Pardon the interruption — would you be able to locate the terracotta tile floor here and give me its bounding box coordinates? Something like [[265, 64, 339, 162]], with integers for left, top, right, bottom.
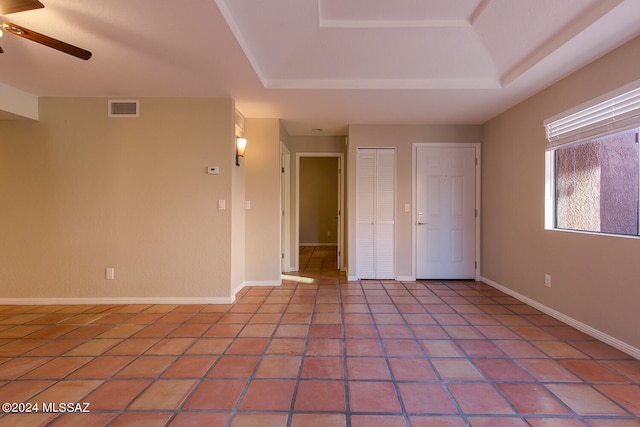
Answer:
[[0, 246, 639, 426]]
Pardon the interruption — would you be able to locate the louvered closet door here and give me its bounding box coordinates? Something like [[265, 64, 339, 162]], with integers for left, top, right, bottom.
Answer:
[[356, 150, 376, 278], [356, 148, 395, 279]]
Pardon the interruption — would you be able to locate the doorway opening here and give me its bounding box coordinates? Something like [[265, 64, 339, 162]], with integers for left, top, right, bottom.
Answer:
[[295, 153, 344, 271]]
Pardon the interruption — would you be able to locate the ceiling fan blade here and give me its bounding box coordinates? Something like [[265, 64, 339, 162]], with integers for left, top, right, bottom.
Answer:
[[1, 22, 91, 60], [0, 0, 44, 15]]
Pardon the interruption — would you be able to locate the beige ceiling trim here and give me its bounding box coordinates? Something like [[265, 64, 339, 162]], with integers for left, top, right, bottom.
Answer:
[[319, 19, 469, 29], [265, 78, 502, 90], [469, 0, 491, 25], [318, 0, 476, 28], [213, 0, 268, 87]]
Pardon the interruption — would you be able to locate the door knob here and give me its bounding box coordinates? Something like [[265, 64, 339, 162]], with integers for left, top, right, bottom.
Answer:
[[417, 222, 428, 225]]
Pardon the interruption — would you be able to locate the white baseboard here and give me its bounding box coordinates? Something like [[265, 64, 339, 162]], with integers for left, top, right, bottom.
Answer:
[[345, 275, 415, 282], [233, 280, 281, 299], [480, 276, 640, 360], [232, 282, 246, 298], [244, 281, 281, 287], [0, 296, 235, 305]]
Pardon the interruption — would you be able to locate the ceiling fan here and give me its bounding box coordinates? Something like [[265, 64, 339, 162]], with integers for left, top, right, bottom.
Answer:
[[0, 0, 91, 60]]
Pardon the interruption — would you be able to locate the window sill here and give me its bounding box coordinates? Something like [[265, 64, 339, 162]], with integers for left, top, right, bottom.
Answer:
[[545, 227, 640, 240]]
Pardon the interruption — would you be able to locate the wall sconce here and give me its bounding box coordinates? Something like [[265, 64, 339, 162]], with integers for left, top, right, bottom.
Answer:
[[236, 137, 247, 166]]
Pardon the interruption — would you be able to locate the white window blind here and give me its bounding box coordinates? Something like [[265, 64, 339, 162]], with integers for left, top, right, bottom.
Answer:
[[544, 85, 640, 150]]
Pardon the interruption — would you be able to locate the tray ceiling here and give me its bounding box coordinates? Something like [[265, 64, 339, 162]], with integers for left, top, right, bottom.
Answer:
[[1, 0, 639, 134]]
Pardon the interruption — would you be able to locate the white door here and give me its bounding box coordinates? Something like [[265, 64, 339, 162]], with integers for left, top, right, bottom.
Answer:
[[356, 148, 395, 279], [416, 145, 476, 279], [336, 158, 342, 270], [356, 150, 376, 278], [280, 147, 290, 272], [374, 149, 396, 278]]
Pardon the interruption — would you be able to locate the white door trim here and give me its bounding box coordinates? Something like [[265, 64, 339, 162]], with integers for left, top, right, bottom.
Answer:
[[280, 142, 292, 272], [295, 152, 345, 271], [411, 143, 481, 281]]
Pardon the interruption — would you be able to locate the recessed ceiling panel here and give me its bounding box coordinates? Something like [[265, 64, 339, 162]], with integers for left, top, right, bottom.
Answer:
[[216, 0, 498, 89], [216, 0, 632, 92]]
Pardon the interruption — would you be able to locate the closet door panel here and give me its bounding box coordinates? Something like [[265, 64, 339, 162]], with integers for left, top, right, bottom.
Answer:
[[356, 148, 395, 280], [375, 149, 395, 279], [356, 149, 376, 279]]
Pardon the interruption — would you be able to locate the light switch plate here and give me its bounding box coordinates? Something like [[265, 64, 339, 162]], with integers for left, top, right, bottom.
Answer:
[[207, 166, 219, 175]]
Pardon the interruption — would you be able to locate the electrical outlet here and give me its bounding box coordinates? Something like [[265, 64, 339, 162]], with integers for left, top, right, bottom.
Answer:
[[544, 274, 552, 288], [106, 268, 115, 280]]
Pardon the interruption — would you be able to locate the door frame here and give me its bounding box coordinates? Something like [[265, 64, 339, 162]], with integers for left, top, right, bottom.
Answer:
[[280, 142, 291, 272], [295, 152, 345, 271], [411, 143, 481, 281]]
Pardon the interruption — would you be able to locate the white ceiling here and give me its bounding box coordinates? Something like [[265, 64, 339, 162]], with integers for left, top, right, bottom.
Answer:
[[0, 0, 639, 135]]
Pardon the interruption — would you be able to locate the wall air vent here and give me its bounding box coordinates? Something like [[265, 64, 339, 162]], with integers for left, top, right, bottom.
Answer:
[[108, 100, 139, 117]]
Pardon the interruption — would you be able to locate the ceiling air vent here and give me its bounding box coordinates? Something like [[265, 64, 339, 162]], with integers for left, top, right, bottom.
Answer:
[[108, 100, 139, 117]]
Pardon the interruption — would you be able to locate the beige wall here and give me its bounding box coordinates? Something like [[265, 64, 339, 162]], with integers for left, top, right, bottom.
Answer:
[[289, 136, 347, 154], [300, 157, 339, 245], [231, 110, 247, 295], [482, 36, 640, 349], [244, 118, 282, 283], [0, 97, 236, 299], [347, 125, 482, 279]]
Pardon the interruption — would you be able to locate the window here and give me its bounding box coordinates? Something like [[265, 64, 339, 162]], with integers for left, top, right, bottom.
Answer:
[[544, 83, 640, 237]]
